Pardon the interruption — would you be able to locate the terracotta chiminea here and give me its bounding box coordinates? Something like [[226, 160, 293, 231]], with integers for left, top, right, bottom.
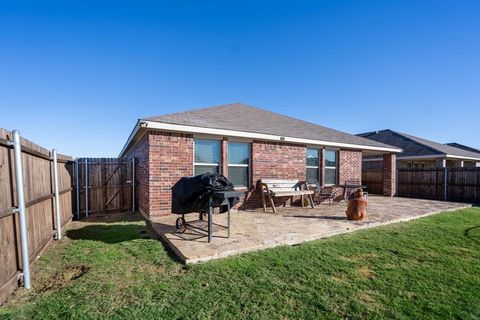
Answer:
[[346, 188, 367, 220]]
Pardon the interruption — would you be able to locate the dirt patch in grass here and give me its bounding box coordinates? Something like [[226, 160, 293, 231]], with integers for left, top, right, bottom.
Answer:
[[340, 253, 379, 262], [331, 273, 347, 283], [357, 291, 381, 310], [37, 265, 90, 293], [357, 266, 375, 279]]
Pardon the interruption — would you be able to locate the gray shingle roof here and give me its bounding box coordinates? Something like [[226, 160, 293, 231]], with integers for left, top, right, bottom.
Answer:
[[142, 103, 397, 150], [358, 129, 480, 160], [445, 143, 480, 155]]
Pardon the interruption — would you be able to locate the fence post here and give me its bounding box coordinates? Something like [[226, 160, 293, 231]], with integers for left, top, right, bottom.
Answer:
[[396, 168, 399, 197], [11, 130, 31, 289], [132, 157, 135, 213], [75, 159, 80, 219], [444, 167, 448, 201], [85, 158, 89, 217], [52, 149, 62, 240]]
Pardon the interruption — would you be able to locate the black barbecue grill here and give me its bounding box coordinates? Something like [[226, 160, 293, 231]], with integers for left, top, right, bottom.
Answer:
[[171, 173, 243, 243]]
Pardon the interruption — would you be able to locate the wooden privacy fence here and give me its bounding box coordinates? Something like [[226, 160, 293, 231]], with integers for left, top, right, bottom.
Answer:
[[0, 128, 74, 304], [74, 158, 136, 219], [363, 167, 480, 203], [362, 168, 383, 195]]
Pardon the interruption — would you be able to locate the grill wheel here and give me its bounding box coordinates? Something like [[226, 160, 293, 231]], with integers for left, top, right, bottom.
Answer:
[[175, 217, 187, 233]]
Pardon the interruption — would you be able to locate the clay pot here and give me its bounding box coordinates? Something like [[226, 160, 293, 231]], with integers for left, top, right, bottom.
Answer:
[[346, 189, 367, 220]]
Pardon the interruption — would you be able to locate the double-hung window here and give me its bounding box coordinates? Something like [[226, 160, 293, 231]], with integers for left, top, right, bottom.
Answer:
[[194, 139, 220, 175], [324, 150, 338, 185], [306, 148, 320, 184], [228, 142, 250, 188]]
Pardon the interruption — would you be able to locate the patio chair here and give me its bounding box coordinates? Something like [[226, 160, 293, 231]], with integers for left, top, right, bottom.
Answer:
[[345, 179, 368, 199], [315, 183, 341, 206]]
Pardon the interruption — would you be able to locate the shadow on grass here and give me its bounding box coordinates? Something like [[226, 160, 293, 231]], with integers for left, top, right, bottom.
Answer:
[[464, 225, 480, 236], [285, 215, 347, 220], [66, 224, 148, 244], [66, 222, 184, 264], [81, 212, 143, 224]]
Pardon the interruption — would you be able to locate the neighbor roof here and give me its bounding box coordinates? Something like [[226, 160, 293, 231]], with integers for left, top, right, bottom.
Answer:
[[445, 143, 480, 155], [357, 129, 480, 160]]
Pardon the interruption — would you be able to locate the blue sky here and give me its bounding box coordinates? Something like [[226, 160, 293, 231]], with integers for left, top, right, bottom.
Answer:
[[1, 0, 479, 157]]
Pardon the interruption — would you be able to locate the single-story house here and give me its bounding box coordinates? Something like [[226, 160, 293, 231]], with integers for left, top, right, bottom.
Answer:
[[119, 104, 401, 217], [357, 129, 480, 169]]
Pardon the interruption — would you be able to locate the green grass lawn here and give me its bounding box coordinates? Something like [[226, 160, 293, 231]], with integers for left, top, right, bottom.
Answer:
[[1, 207, 480, 320]]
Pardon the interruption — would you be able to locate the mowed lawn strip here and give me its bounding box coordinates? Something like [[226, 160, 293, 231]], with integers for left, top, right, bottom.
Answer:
[[1, 208, 479, 320]]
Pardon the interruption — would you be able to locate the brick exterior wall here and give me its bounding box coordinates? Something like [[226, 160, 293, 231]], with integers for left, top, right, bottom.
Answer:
[[241, 140, 307, 208], [125, 134, 150, 215], [126, 131, 194, 217], [383, 153, 396, 196], [338, 150, 362, 184], [127, 130, 365, 217], [221, 138, 228, 176], [149, 131, 194, 216]]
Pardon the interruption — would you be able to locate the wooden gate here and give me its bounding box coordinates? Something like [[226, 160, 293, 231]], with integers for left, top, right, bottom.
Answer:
[[74, 158, 136, 217]]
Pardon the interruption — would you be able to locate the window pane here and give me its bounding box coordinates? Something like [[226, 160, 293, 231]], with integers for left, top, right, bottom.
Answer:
[[228, 167, 248, 187], [195, 140, 220, 163], [306, 148, 319, 167], [325, 150, 337, 167], [228, 142, 250, 165], [325, 168, 337, 185], [194, 165, 218, 176], [307, 168, 319, 184]]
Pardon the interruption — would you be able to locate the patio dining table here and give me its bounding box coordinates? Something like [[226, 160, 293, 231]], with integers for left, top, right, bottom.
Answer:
[[335, 184, 367, 201]]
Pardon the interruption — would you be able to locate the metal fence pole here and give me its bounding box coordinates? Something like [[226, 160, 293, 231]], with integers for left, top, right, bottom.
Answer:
[[85, 158, 89, 217], [75, 159, 80, 219], [444, 167, 448, 201], [52, 149, 62, 240], [396, 168, 399, 197], [132, 157, 135, 213], [12, 130, 31, 289]]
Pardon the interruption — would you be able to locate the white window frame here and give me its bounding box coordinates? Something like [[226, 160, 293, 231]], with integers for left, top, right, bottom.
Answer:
[[306, 148, 320, 186], [193, 139, 221, 175], [227, 142, 251, 188], [324, 149, 338, 186]]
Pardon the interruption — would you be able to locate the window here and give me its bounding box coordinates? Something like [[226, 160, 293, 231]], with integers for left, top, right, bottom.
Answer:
[[324, 150, 338, 185], [228, 142, 250, 187], [306, 148, 320, 184], [194, 139, 220, 175]]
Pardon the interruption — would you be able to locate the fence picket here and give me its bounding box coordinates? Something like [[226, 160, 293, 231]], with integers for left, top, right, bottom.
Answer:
[[363, 167, 480, 203]]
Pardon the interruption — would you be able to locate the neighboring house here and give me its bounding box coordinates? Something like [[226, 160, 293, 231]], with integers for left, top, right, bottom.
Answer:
[[445, 142, 480, 155], [119, 104, 401, 217], [357, 129, 480, 169]]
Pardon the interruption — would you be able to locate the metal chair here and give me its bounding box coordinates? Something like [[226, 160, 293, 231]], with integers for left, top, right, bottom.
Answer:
[[315, 183, 341, 206]]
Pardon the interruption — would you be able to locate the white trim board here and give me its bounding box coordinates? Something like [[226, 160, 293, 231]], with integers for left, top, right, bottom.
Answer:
[[119, 120, 402, 156], [363, 154, 480, 162]]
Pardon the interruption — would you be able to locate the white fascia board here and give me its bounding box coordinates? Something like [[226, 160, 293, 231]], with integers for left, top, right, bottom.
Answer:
[[141, 121, 402, 153], [446, 154, 480, 161], [363, 153, 480, 162], [118, 120, 143, 157], [363, 154, 445, 161]]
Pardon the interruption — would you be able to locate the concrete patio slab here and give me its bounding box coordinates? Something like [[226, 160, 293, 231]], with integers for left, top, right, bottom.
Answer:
[[150, 196, 472, 264]]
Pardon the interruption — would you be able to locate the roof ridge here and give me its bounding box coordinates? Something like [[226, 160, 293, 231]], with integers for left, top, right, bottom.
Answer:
[[142, 102, 247, 120], [387, 130, 445, 155]]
